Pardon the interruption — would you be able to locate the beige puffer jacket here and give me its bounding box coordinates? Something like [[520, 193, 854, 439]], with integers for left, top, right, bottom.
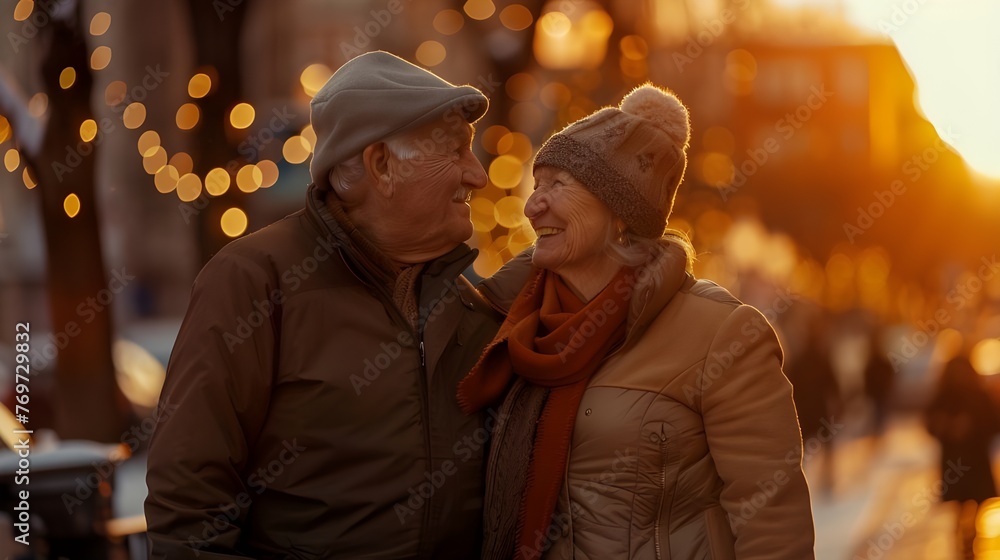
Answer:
[[479, 243, 815, 560]]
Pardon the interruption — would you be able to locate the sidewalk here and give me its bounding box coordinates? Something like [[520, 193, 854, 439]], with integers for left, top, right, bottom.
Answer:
[[813, 415, 961, 560]]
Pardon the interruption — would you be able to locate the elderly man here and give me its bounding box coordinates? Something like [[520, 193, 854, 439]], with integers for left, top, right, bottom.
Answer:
[[145, 51, 501, 559]]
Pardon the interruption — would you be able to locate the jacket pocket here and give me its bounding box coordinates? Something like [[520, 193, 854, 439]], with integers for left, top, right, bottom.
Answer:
[[703, 506, 736, 560]]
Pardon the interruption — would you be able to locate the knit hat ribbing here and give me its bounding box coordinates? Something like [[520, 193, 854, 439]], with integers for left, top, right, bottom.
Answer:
[[532, 84, 691, 238]]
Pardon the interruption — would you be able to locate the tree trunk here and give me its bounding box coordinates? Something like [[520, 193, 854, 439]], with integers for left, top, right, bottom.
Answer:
[[187, 0, 252, 265], [15, 2, 128, 441]]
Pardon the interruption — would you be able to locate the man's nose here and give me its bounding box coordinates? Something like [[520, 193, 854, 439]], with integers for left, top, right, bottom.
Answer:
[[462, 152, 488, 190]]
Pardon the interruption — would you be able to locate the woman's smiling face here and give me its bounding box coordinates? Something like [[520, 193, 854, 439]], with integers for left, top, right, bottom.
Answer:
[[525, 166, 620, 276]]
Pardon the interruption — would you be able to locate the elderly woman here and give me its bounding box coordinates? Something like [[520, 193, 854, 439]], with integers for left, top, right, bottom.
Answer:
[[458, 84, 815, 560]]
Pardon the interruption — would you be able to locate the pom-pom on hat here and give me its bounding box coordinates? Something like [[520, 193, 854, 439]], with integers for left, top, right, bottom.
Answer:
[[532, 83, 691, 238], [309, 51, 489, 189]]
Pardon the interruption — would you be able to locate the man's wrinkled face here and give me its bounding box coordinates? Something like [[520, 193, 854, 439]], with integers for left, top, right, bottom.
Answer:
[[384, 119, 487, 258]]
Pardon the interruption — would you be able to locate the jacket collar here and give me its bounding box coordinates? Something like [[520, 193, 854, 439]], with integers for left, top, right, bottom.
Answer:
[[304, 182, 477, 286], [619, 241, 690, 348], [478, 241, 689, 346]]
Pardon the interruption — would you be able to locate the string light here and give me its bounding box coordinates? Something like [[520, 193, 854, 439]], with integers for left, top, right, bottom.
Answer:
[[220, 208, 248, 237], [64, 194, 81, 218], [4, 149, 20, 172]]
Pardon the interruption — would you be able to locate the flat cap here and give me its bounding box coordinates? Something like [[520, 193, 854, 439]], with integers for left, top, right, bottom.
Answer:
[[309, 51, 489, 188]]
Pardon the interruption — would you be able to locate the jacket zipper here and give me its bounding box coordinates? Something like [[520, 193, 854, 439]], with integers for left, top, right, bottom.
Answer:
[[415, 328, 433, 558], [654, 434, 667, 560], [335, 246, 435, 557]]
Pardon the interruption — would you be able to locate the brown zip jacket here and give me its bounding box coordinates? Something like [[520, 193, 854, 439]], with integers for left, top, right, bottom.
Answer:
[[144, 183, 502, 559]]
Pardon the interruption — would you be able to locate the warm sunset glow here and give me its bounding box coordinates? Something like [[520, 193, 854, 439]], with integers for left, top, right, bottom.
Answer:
[[775, 0, 1000, 179]]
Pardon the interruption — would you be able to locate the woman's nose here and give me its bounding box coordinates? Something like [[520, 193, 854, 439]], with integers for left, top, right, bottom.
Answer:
[[524, 190, 546, 220]]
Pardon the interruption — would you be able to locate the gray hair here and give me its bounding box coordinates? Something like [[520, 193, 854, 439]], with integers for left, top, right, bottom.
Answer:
[[603, 227, 696, 320], [328, 131, 422, 199], [606, 226, 696, 273]]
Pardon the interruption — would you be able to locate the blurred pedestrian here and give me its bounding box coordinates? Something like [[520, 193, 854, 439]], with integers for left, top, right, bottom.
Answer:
[[863, 329, 895, 437], [145, 52, 501, 559], [784, 318, 841, 496], [925, 355, 1000, 560], [461, 84, 814, 560]]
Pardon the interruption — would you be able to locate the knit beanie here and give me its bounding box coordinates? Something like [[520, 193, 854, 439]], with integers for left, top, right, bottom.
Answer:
[[309, 51, 489, 189], [532, 84, 691, 238]]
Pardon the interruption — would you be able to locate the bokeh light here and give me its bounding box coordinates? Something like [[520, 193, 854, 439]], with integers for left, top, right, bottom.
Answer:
[[724, 49, 757, 96], [496, 132, 532, 160], [188, 73, 212, 98], [500, 4, 533, 31], [112, 339, 165, 410], [105, 81, 126, 106], [63, 194, 81, 218], [470, 198, 496, 232], [21, 166, 36, 189], [534, 9, 613, 70], [59, 67, 77, 89], [137, 131, 160, 157], [699, 152, 735, 188], [620, 35, 648, 60], [282, 136, 311, 164], [539, 82, 571, 110], [221, 208, 248, 237], [28, 93, 47, 118], [489, 155, 523, 190], [168, 152, 193, 176], [4, 149, 20, 172], [176, 173, 202, 202], [91, 46, 112, 70], [123, 103, 146, 129], [300, 64, 333, 97], [300, 125, 317, 149], [13, 0, 32, 22], [971, 339, 1000, 376], [205, 168, 231, 196], [229, 102, 255, 129], [538, 12, 571, 37], [257, 160, 279, 188], [480, 125, 509, 155], [176, 103, 200, 130], [142, 146, 167, 174], [236, 164, 263, 193], [493, 196, 525, 228], [463, 0, 495, 21], [90, 12, 111, 36], [505, 73, 538, 101], [433, 9, 464, 35], [416, 41, 447, 67], [80, 119, 98, 142], [154, 165, 180, 194]]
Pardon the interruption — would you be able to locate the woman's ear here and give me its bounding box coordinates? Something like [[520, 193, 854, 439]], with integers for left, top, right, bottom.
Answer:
[[363, 143, 393, 197], [615, 219, 628, 237]]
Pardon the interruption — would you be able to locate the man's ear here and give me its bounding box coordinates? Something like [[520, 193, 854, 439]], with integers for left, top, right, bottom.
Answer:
[[363, 143, 393, 197]]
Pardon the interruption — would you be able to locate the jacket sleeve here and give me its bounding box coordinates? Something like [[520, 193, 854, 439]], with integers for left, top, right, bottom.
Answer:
[[477, 247, 535, 313], [700, 305, 815, 559], [144, 250, 278, 559]]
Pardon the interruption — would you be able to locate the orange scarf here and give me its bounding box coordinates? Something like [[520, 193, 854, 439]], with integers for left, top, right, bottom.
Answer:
[[458, 267, 633, 559]]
